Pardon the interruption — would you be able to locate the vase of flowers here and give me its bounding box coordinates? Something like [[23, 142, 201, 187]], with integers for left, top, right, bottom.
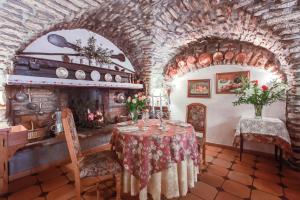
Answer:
[[233, 77, 287, 118], [254, 104, 263, 118], [126, 93, 148, 123], [130, 110, 138, 122]]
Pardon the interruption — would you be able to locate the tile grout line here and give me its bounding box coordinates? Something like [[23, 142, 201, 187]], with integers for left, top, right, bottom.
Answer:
[[212, 148, 228, 200], [212, 150, 220, 200], [249, 154, 259, 200], [6, 145, 299, 200], [279, 165, 286, 200]]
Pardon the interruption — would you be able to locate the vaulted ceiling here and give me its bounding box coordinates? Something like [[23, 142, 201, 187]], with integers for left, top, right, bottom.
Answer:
[[0, 0, 299, 85]]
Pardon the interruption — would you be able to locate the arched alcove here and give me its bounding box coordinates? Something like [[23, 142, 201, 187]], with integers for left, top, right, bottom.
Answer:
[[169, 64, 286, 154], [163, 39, 286, 82]]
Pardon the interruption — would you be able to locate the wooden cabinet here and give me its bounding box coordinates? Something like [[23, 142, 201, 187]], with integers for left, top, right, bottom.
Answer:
[[0, 126, 28, 194]]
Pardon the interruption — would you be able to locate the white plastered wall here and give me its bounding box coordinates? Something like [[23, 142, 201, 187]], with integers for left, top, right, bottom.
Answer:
[[169, 65, 286, 154]]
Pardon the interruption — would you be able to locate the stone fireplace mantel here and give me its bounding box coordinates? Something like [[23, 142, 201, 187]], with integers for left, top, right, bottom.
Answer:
[[6, 75, 143, 89]]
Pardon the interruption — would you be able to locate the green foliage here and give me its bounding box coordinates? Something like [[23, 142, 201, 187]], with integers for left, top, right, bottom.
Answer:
[[233, 77, 287, 106], [126, 93, 148, 113], [76, 36, 112, 64]]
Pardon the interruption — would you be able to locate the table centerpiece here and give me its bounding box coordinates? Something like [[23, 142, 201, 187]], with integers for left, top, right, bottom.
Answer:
[[126, 93, 148, 123]]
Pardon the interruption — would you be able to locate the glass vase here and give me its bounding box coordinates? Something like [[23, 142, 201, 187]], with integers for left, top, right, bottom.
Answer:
[[254, 104, 263, 118], [130, 110, 138, 123]]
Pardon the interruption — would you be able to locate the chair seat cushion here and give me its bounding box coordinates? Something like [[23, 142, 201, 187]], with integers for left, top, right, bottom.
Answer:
[[79, 150, 122, 178]]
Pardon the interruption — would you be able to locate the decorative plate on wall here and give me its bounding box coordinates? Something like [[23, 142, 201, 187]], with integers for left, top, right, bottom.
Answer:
[[104, 73, 112, 82], [75, 70, 86, 80], [56, 67, 69, 79], [91, 70, 101, 81], [114, 92, 126, 103], [115, 75, 122, 83]]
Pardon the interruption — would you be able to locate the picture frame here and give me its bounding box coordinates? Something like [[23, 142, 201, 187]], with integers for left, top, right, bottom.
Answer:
[[216, 71, 250, 94], [187, 79, 211, 98]]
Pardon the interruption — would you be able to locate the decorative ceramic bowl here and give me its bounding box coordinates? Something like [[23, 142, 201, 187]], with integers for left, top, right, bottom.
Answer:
[[104, 73, 112, 82], [56, 67, 69, 79], [75, 70, 86, 80], [115, 75, 122, 83], [91, 70, 100, 81]]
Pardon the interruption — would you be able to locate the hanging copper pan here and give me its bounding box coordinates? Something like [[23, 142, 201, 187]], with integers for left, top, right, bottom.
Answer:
[[174, 62, 184, 75], [256, 55, 269, 68], [177, 60, 186, 68], [224, 44, 234, 63], [198, 45, 212, 67], [165, 66, 171, 76], [244, 51, 253, 65], [186, 55, 196, 65], [235, 44, 246, 65], [198, 53, 212, 66], [213, 43, 223, 64], [249, 51, 262, 66], [175, 57, 181, 63], [168, 65, 177, 77], [186, 55, 197, 71], [177, 57, 189, 73]]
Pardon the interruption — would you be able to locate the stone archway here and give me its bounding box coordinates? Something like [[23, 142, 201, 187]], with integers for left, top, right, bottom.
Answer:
[[0, 0, 299, 167], [163, 39, 285, 82]]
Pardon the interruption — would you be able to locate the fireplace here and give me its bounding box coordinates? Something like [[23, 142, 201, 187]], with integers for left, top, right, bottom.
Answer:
[[65, 87, 129, 129], [5, 55, 143, 140], [7, 85, 132, 140]]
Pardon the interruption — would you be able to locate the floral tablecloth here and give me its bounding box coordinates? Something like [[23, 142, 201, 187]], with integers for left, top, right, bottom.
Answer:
[[234, 117, 292, 154], [110, 119, 199, 199]]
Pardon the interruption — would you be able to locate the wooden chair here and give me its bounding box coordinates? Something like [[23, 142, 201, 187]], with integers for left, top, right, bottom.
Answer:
[[186, 103, 207, 164], [61, 108, 122, 200]]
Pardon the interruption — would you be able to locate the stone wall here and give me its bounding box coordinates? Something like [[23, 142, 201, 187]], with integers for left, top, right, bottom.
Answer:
[[0, 0, 299, 167]]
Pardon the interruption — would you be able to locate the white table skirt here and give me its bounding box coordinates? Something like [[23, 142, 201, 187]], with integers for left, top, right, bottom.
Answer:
[[122, 158, 199, 200]]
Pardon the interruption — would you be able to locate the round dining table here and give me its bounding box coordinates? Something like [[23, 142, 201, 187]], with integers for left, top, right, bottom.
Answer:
[[110, 119, 200, 200]]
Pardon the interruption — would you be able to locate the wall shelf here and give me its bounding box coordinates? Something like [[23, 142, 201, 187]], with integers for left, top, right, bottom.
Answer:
[[6, 75, 143, 89]]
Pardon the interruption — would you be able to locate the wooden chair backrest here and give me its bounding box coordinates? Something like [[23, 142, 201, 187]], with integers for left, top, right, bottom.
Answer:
[[186, 103, 206, 134], [61, 108, 81, 174]]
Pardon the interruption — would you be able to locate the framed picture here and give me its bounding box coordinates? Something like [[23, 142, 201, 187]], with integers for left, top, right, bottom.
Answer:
[[216, 71, 250, 94], [187, 79, 211, 98]]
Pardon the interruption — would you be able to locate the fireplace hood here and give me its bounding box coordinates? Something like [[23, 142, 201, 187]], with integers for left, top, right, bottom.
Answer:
[[6, 75, 143, 89]]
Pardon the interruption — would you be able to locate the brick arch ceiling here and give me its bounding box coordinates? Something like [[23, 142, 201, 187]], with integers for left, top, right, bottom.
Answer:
[[0, 0, 151, 75], [149, 1, 299, 87], [0, 0, 299, 83]]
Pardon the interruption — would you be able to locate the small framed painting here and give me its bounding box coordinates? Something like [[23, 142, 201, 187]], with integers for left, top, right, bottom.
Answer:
[[216, 71, 250, 94], [187, 79, 211, 98]]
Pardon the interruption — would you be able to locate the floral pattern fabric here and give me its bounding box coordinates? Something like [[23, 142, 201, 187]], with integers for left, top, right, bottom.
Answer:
[[63, 109, 122, 179], [79, 150, 122, 178], [187, 104, 206, 132], [111, 119, 199, 189], [234, 117, 292, 154]]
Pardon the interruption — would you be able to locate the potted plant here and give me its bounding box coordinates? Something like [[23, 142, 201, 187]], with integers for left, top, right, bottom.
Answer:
[[126, 93, 148, 123], [233, 77, 287, 118]]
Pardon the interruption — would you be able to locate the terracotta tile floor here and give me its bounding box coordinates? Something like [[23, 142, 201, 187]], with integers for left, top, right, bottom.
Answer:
[[2, 144, 300, 200]]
